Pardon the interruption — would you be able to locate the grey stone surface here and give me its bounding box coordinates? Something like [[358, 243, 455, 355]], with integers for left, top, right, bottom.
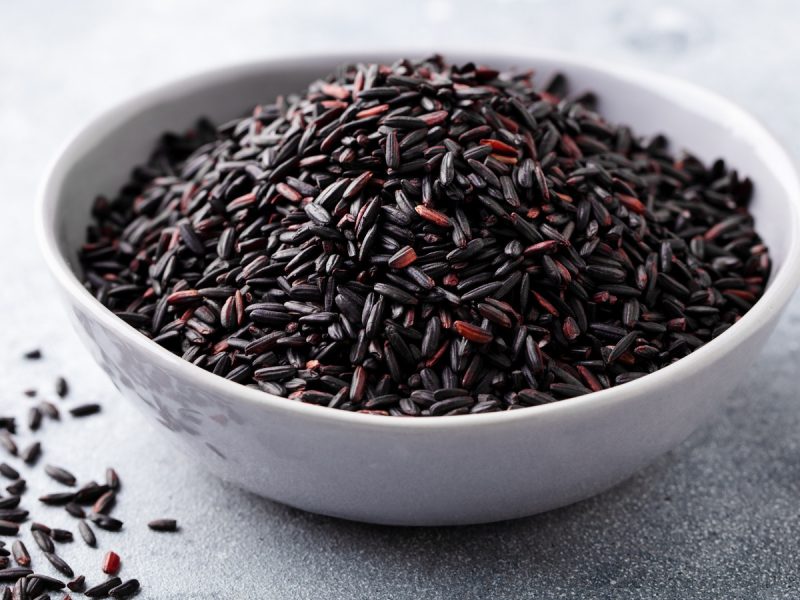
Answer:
[[1, 0, 800, 597]]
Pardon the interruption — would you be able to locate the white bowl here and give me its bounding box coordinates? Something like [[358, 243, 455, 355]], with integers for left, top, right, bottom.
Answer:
[[37, 52, 800, 525]]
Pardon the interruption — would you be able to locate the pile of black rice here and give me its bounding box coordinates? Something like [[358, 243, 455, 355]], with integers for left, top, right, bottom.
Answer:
[[80, 56, 770, 417], [0, 356, 177, 597]]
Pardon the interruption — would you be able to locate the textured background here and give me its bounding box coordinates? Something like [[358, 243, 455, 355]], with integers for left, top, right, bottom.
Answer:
[[2, 1, 800, 598]]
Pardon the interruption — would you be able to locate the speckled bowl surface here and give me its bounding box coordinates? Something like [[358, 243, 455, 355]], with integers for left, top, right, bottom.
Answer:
[[37, 52, 800, 525]]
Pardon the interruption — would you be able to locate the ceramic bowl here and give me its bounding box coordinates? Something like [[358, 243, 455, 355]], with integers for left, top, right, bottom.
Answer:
[[37, 52, 800, 525]]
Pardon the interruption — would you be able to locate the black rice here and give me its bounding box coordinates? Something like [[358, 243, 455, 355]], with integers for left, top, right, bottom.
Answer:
[[27, 574, 65, 591], [31, 531, 53, 554], [37, 493, 74, 506], [0, 464, 19, 480], [42, 552, 73, 578], [79, 56, 770, 416], [88, 514, 123, 532], [54, 377, 69, 398], [0, 434, 16, 457], [27, 408, 41, 432], [105, 468, 120, 490], [91, 490, 115, 514], [20, 443, 39, 465], [49, 529, 72, 543], [10, 542, 29, 567], [64, 503, 85, 519], [147, 519, 177, 532], [109, 578, 140, 598], [67, 575, 85, 592], [0, 567, 31, 581], [0, 521, 18, 536], [77, 520, 96, 548], [68, 404, 101, 418], [43, 466, 76, 487], [85, 577, 121, 598], [0, 510, 28, 523], [5, 481, 24, 496]]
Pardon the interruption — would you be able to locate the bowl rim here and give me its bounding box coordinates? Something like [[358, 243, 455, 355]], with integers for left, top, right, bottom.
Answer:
[[36, 49, 800, 430]]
